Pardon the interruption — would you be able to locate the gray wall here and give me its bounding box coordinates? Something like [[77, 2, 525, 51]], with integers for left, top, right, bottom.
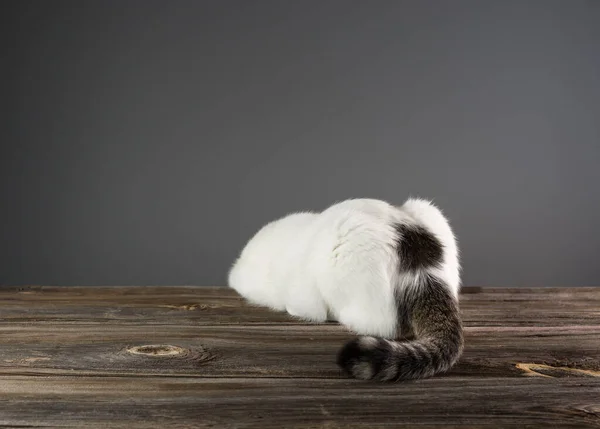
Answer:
[[2, 0, 599, 287]]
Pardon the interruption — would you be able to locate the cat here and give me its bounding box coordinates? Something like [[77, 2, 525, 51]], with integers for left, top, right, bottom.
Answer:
[[228, 197, 463, 381]]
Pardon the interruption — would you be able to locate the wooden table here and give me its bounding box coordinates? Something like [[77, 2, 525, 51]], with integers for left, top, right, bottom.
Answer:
[[0, 286, 599, 428]]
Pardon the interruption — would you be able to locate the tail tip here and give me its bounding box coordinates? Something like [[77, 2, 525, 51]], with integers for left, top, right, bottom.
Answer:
[[337, 336, 385, 381], [337, 335, 463, 382]]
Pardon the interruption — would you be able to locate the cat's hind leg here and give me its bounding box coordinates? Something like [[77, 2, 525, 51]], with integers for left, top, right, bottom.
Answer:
[[285, 285, 328, 323], [323, 247, 398, 339]]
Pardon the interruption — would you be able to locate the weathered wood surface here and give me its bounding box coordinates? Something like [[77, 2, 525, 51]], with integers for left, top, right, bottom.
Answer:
[[0, 286, 599, 428]]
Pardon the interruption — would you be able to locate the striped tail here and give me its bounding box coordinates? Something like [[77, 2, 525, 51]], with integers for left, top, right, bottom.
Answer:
[[336, 274, 464, 381]]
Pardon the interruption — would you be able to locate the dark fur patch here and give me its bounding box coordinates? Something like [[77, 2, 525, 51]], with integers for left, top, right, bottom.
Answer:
[[395, 223, 443, 271]]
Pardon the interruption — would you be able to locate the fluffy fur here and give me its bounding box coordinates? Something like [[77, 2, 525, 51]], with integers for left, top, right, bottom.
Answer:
[[228, 198, 463, 381]]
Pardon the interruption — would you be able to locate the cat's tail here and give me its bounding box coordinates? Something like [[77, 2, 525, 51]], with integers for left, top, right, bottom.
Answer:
[[336, 274, 464, 381]]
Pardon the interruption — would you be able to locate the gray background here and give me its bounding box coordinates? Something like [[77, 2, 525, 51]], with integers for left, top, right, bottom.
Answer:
[[2, 0, 599, 287]]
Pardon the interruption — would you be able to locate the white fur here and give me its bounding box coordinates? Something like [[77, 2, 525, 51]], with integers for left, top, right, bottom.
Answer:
[[228, 198, 460, 339]]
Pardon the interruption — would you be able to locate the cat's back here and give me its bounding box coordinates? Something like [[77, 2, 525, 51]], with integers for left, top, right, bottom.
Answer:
[[317, 198, 398, 232], [310, 198, 458, 286], [308, 199, 401, 272]]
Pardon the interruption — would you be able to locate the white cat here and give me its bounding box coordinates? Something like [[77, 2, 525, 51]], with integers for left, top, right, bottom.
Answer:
[[228, 198, 463, 381]]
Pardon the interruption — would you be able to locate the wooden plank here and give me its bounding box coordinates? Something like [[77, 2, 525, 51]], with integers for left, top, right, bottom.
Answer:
[[0, 376, 599, 428], [0, 286, 599, 428], [1, 286, 599, 326], [0, 323, 598, 379]]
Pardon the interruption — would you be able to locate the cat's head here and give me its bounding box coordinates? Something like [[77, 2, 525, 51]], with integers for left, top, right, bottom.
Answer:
[[227, 220, 279, 299]]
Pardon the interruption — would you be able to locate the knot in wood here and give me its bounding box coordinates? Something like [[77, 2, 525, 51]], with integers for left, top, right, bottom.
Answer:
[[121, 344, 216, 367], [126, 344, 186, 357]]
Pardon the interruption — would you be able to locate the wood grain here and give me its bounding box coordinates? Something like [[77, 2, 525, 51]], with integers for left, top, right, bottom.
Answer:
[[1, 376, 599, 428], [1, 324, 599, 378], [1, 286, 599, 326], [0, 286, 599, 428]]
